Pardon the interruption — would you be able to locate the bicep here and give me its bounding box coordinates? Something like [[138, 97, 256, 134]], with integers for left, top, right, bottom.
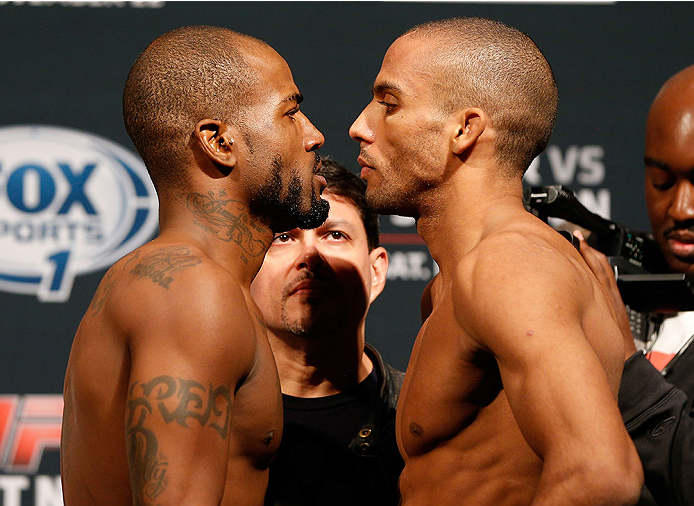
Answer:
[[458, 253, 626, 461], [125, 373, 232, 504], [124, 289, 253, 504]]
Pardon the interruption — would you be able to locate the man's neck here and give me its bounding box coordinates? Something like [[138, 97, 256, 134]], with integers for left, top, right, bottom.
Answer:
[[158, 191, 274, 285], [269, 332, 374, 398], [415, 167, 525, 272]]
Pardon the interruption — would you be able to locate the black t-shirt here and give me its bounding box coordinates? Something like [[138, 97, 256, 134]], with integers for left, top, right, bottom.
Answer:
[[265, 368, 381, 506]]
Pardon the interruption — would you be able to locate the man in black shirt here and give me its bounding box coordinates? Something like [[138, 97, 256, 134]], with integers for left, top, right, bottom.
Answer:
[[251, 157, 404, 506]]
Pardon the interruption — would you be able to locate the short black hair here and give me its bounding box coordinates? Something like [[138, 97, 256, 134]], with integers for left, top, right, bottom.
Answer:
[[405, 17, 558, 175], [319, 156, 380, 250], [123, 25, 261, 193]]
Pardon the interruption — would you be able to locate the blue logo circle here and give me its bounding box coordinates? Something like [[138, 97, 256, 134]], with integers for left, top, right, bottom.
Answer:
[[0, 125, 159, 302]]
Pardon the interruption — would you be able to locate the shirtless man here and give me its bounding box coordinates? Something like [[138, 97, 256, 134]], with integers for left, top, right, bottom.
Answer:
[[349, 17, 643, 505], [60, 25, 329, 506]]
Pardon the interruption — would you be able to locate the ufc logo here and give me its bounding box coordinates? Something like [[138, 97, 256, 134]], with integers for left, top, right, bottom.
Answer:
[[0, 395, 63, 473]]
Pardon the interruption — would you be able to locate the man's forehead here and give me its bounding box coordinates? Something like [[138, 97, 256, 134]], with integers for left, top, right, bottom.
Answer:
[[243, 52, 300, 106], [648, 102, 694, 144], [376, 37, 438, 95]]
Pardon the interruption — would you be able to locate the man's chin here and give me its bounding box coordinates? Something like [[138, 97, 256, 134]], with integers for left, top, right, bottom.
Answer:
[[297, 198, 330, 230], [665, 251, 694, 276], [281, 317, 335, 338]]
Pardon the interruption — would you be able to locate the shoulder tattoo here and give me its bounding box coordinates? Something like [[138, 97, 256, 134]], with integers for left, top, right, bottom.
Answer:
[[90, 269, 115, 316], [129, 246, 202, 289]]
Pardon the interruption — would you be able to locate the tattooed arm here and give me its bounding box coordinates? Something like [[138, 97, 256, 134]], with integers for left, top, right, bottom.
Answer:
[[123, 251, 258, 506]]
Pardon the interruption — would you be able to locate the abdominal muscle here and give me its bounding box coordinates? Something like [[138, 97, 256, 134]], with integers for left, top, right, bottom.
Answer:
[[397, 391, 541, 506]]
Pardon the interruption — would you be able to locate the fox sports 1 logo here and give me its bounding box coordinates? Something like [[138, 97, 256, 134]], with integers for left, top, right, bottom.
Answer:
[[0, 125, 158, 302]]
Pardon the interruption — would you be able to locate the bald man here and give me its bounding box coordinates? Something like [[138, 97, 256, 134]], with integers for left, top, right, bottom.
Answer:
[[60, 26, 328, 506], [578, 64, 694, 506], [350, 17, 642, 505]]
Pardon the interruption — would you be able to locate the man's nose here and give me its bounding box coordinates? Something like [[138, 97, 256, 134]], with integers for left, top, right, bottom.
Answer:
[[349, 104, 374, 144], [296, 237, 324, 270], [669, 180, 694, 223], [302, 114, 325, 152]]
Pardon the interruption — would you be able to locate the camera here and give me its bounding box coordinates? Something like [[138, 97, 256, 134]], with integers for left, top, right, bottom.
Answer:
[[523, 185, 694, 314]]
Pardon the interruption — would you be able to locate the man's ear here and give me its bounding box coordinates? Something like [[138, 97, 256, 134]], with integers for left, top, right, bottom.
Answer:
[[194, 119, 237, 171], [368, 246, 389, 304], [451, 107, 487, 155]]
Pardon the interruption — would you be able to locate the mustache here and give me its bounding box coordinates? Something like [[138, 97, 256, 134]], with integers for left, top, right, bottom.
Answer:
[[359, 149, 376, 166], [664, 221, 694, 237], [282, 271, 330, 298]]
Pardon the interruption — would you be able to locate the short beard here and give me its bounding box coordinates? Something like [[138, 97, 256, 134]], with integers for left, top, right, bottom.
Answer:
[[250, 154, 330, 233], [280, 311, 313, 338], [280, 302, 339, 339]]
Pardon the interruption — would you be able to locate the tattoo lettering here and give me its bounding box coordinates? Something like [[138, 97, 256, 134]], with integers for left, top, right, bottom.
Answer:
[[123, 250, 141, 271], [126, 376, 232, 504], [187, 192, 267, 256], [129, 246, 201, 289], [139, 376, 233, 439], [127, 390, 169, 504]]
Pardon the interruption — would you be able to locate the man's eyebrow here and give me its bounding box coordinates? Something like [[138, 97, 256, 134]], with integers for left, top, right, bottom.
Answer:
[[322, 218, 355, 229], [644, 156, 670, 171], [372, 81, 401, 97], [283, 93, 304, 105]]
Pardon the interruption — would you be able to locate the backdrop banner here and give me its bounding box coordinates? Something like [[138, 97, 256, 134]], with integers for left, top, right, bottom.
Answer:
[[0, 2, 691, 504]]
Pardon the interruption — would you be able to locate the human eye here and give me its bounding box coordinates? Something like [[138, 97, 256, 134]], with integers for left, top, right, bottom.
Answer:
[[286, 106, 300, 121], [324, 230, 348, 242], [377, 101, 396, 114], [376, 92, 399, 114], [647, 167, 675, 191], [653, 179, 675, 191], [272, 233, 293, 244]]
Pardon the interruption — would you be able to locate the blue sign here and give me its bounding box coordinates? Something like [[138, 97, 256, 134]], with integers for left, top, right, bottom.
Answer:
[[0, 125, 158, 302]]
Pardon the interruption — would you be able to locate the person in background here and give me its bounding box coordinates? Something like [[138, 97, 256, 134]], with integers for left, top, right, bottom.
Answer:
[[60, 25, 329, 506], [251, 157, 404, 506], [349, 16, 642, 505], [577, 63, 694, 506]]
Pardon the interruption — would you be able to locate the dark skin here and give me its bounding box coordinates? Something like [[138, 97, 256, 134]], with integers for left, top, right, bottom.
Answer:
[[60, 38, 325, 506], [644, 65, 694, 278], [576, 65, 694, 357]]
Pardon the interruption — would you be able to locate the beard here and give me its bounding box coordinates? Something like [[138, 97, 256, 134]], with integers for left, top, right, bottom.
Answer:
[[279, 291, 343, 338], [250, 154, 330, 233], [359, 150, 423, 218], [280, 307, 325, 338]]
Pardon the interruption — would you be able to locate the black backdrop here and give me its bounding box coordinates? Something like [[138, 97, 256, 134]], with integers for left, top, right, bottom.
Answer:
[[0, 2, 692, 503]]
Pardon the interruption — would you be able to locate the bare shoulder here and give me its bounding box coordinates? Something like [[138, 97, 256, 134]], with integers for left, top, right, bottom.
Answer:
[[453, 221, 594, 344], [94, 242, 257, 369]]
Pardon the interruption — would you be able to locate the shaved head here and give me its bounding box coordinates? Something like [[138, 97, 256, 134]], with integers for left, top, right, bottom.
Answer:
[[123, 25, 267, 192], [403, 17, 558, 174], [646, 64, 694, 144], [644, 64, 694, 275]]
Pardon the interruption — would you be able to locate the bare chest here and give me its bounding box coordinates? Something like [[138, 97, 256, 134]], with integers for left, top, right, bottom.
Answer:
[[397, 296, 502, 458], [231, 329, 283, 463]]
